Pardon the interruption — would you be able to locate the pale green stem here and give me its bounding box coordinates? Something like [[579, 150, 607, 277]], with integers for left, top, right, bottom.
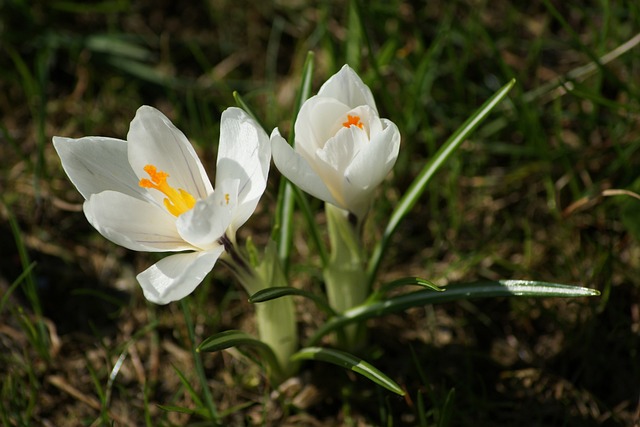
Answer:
[[255, 297, 297, 379], [224, 238, 298, 381], [323, 203, 367, 348]]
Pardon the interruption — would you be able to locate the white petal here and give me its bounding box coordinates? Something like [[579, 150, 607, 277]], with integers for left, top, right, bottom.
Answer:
[[295, 97, 350, 156], [271, 128, 339, 206], [127, 106, 213, 201], [137, 248, 224, 304], [53, 136, 147, 201], [313, 126, 369, 209], [215, 107, 270, 229], [345, 119, 401, 191], [176, 181, 237, 249], [83, 191, 193, 252], [317, 65, 378, 113]]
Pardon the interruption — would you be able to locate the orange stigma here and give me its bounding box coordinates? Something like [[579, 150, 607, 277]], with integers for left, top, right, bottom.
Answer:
[[342, 114, 364, 129], [139, 164, 196, 216]]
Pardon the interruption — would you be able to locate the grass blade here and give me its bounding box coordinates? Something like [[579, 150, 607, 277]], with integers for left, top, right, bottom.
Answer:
[[180, 299, 219, 423], [437, 388, 456, 427], [233, 91, 265, 130], [292, 347, 405, 396], [366, 79, 516, 287], [274, 51, 316, 271], [171, 364, 204, 408], [0, 261, 36, 315], [292, 185, 329, 267]]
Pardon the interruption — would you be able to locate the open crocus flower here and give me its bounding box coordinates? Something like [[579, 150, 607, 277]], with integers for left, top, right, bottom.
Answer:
[[53, 106, 270, 304], [271, 64, 401, 220]]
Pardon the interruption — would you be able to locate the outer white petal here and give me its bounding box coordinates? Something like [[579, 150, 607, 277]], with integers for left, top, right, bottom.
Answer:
[[53, 136, 148, 201], [345, 119, 401, 191], [317, 64, 378, 113], [83, 191, 193, 252], [271, 128, 339, 206], [176, 180, 237, 249], [127, 106, 213, 201], [215, 107, 270, 230], [137, 247, 224, 304], [295, 97, 351, 156]]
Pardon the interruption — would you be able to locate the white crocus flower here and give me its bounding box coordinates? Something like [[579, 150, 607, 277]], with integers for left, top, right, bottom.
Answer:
[[53, 106, 270, 304], [271, 64, 401, 220]]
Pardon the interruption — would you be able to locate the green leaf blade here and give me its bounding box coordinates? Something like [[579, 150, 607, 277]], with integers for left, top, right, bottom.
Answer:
[[367, 79, 517, 286], [309, 280, 599, 345], [292, 347, 405, 396], [198, 330, 271, 353], [249, 287, 337, 316]]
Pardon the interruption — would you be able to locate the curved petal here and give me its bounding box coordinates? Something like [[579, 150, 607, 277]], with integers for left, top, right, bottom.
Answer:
[[345, 119, 401, 191], [176, 180, 237, 249], [83, 191, 193, 252], [295, 97, 351, 157], [317, 65, 378, 113], [137, 247, 224, 304], [215, 107, 270, 228], [312, 125, 369, 210], [127, 106, 213, 201], [53, 136, 147, 201], [271, 128, 339, 206]]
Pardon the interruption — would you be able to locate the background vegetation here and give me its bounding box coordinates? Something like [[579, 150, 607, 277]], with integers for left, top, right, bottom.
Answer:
[[1, 0, 639, 425]]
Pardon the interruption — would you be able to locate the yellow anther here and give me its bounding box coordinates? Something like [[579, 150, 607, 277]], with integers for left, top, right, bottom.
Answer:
[[342, 114, 364, 129], [139, 164, 196, 216], [224, 193, 230, 205]]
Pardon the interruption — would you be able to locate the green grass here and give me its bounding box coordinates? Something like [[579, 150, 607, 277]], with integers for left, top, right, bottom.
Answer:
[[1, 0, 639, 425]]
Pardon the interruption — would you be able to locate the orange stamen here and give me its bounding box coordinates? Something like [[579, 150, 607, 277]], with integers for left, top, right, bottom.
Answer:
[[139, 164, 196, 217], [342, 114, 364, 129]]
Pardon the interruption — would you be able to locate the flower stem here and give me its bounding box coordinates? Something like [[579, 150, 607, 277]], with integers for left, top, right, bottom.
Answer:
[[324, 203, 368, 348], [226, 241, 299, 383]]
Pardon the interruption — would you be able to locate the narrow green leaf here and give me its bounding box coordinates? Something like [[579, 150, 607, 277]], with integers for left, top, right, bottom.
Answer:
[[197, 330, 282, 377], [171, 364, 204, 408], [293, 51, 316, 120], [180, 299, 218, 422], [346, 0, 362, 69], [85, 34, 152, 61], [199, 330, 271, 353], [275, 51, 316, 270], [292, 347, 405, 396], [308, 280, 599, 345], [4, 200, 48, 358], [369, 276, 443, 302], [366, 79, 516, 286], [249, 286, 337, 316], [233, 91, 265, 130], [105, 57, 172, 86], [292, 185, 329, 267], [157, 405, 200, 416], [218, 401, 255, 418], [540, 0, 614, 82], [438, 388, 456, 427], [0, 261, 36, 315]]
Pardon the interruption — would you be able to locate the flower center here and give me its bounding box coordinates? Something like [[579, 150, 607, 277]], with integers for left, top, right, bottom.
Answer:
[[139, 164, 196, 216], [342, 114, 364, 129]]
